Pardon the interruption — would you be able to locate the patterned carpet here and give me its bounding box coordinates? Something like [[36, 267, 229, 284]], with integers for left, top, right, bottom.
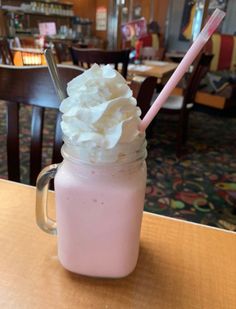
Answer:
[[145, 107, 236, 231], [0, 102, 236, 231]]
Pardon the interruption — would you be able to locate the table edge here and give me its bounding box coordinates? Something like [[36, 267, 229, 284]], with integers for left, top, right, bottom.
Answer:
[[1, 179, 235, 236], [145, 211, 236, 235]]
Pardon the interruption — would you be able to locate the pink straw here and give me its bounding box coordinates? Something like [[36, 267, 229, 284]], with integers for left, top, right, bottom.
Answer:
[[140, 8, 225, 132]]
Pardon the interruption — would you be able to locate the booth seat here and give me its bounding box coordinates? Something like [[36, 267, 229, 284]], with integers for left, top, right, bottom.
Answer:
[[190, 33, 236, 109], [205, 33, 236, 72]]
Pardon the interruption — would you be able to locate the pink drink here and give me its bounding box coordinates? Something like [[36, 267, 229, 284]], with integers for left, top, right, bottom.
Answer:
[[54, 145, 147, 278], [36, 64, 147, 278]]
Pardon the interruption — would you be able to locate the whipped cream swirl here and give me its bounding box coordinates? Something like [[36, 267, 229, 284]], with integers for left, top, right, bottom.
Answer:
[[60, 64, 145, 163]]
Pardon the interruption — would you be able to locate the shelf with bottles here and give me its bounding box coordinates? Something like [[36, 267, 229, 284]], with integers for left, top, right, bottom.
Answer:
[[4, 12, 74, 38], [1, 0, 74, 17], [1, 8, 74, 18]]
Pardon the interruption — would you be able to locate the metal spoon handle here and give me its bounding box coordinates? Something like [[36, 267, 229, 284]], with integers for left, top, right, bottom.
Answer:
[[44, 48, 67, 102]]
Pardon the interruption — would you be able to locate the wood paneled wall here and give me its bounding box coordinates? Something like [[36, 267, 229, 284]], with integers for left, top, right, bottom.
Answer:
[[95, 0, 109, 41], [71, 0, 106, 39], [70, 0, 169, 41], [129, 0, 169, 32], [155, 0, 169, 34], [72, 0, 96, 21]]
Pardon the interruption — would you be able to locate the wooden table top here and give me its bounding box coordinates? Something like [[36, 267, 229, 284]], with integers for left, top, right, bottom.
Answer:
[[165, 51, 186, 61], [61, 60, 178, 82], [128, 60, 178, 80], [0, 179, 235, 309]]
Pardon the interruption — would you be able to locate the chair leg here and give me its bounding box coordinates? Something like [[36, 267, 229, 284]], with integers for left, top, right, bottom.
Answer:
[[183, 110, 190, 144], [176, 138, 183, 157], [146, 121, 154, 139], [176, 125, 184, 157], [176, 110, 189, 157]]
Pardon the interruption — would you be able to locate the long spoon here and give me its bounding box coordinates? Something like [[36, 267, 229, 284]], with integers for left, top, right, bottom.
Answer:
[[44, 48, 67, 102]]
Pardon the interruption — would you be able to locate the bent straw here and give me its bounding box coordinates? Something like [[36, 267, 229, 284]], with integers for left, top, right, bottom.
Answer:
[[139, 8, 225, 132]]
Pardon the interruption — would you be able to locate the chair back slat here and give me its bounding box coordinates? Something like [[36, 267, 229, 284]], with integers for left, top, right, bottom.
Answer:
[[52, 112, 63, 164], [130, 76, 157, 118], [30, 106, 44, 185], [184, 53, 214, 105], [6, 101, 20, 182], [0, 64, 83, 186], [70, 47, 130, 79], [53, 41, 72, 63]]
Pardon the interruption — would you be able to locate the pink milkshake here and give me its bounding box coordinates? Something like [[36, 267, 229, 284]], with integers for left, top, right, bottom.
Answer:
[[36, 64, 147, 278]]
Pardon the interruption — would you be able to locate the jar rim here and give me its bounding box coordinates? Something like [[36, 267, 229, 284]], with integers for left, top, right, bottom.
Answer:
[[61, 137, 147, 166]]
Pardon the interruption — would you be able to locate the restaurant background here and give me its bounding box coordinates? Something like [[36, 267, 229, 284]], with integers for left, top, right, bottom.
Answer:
[[0, 0, 235, 230], [1, 0, 235, 52]]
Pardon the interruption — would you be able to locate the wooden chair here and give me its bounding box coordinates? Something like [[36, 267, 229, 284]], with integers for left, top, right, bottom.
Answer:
[[0, 64, 83, 186], [130, 75, 158, 138], [53, 42, 90, 64], [141, 47, 157, 60], [151, 53, 213, 156], [141, 46, 165, 61], [0, 63, 156, 186], [53, 41, 73, 63], [70, 47, 130, 79], [130, 75, 157, 118], [0, 38, 14, 65]]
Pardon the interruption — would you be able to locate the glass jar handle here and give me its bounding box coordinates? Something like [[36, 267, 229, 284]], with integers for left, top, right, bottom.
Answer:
[[36, 164, 59, 235]]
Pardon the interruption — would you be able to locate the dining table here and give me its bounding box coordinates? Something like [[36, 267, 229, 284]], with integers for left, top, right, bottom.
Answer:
[[127, 60, 178, 84], [165, 51, 186, 63], [60, 60, 178, 85], [0, 178, 235, 308]]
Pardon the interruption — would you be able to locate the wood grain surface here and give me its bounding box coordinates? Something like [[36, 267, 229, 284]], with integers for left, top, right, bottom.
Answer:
[[128, 61, 178, 79], [0, 179, 235, 309]]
